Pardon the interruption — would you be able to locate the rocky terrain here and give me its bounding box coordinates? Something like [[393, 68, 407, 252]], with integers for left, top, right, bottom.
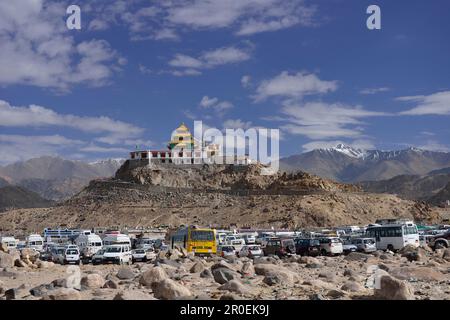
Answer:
[[0, 186, 54, 212], [0, 163, 442, 236], [1, 244, 449, 301], [360, 172, 450, 202]]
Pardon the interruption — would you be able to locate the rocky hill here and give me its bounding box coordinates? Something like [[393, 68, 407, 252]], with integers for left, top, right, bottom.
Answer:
[[0, 186, 54, 212], [428, 182, 450, 206], [0, 157, 124, 200], [280, 145, 450, 182], [360, 173, 450, 201], [0, 162, 441, 235]]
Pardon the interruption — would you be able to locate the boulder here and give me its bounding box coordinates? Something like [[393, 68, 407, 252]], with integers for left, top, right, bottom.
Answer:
[[102, 279, 119, 289], [200, 268, 213, 278], [116, 267, 135, 280], [298, 256, 320, 265], [255, 264, 299, 286], [212, 268, 240, 284], [326, 289, 346, 299], [37, 261, 54, 269], [30, 284, 55, 297], [218, 280, 249, 294], [139, 267, 168, 287], [374, 275, 414, 300], [41, 288, 82, 300], [344, 252, 371, 262], [189, 262, 205, 273], [0, 252, 15, 268], [20, 248, 40, 263], [341, 281, 364, 292], [389, 267, 446, 282], [113, 290, 156, 300], [15, 259, 29, 268], [240, 262, 255, 277], [0, 243, 8, 252], [442, 248, 450, 262], [211, 260, 238, 271], [399, 245, 426, 262], [151, 279, 192, 300], [80, 274, 105, 290]]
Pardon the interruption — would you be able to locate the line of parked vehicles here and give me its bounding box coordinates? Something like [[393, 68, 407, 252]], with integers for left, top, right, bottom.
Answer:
[[1, 220, 449, 265]]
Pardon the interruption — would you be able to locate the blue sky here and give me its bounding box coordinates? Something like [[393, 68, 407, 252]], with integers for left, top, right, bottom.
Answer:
[[0, 0, 450, 164]]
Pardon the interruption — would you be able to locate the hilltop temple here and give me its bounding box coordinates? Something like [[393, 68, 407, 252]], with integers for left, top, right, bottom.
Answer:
[[129, 123, 252, 166]]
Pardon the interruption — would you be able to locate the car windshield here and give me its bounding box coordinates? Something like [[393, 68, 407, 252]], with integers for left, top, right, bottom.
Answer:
[[248, 246, 260, 250], [106, 247, 122, 253], [134, 250, 145, 254], [364, 239, 375, 244], [310, 240, 320, 246], [221, 247, 234, 252], [66, 249, 78, 255]]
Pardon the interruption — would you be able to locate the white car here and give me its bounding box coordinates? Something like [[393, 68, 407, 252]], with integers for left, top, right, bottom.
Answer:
[[352, 238, 377, 253], [63, 248, 81, 265], [218, 245, 236, 258], [238, 245, 263, 258], [319, 237, 343, 256], [131, 249, 148, 263], [102, 245, 132, 265]]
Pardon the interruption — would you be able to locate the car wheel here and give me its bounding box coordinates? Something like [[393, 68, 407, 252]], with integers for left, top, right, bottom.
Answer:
[[320, 249, 327, 256], [434, 241, 447, 250], [387, 244, 394, 252]]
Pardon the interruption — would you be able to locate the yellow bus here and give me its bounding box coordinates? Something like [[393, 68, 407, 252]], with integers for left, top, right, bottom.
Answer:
[[170, 226, 217, 255]]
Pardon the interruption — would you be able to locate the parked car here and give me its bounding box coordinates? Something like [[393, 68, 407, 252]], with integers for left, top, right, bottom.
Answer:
[[102, 245, 132, 265], [318, 237, 343, 256], [294, 238, 321, 256], [218, 245, 237, 258], [263, 238, 296, 257], [50, 247, 66, 264], [242, 235, 257, 245], [92, 249, 105, 265], [238, 245, 263, 258], [341, 239, 357, 255], [52, 247, 80, 265], [131, 249, 147, 263], [351, 238, 377, 253], [62, 248, 81, 265], [428, 230, 450, 250]]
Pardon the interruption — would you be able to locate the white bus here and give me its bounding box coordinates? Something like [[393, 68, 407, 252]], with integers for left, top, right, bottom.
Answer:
[[0, 236, 18, 250], [75, 233, 103, 260], [26, 234, 44, 252], [366, 222, 419, 251], [103, 233, 131, 247]]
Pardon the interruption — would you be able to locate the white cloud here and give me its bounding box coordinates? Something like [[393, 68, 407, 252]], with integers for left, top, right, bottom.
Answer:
[[0, 100, 144, 143], [85, 0, 316, 41], [0, 134, 84, 165], [241, 75, 252, 88], [278, 101, 387, 139], [79, 144, 130, 153], [0, 0, 124, 91], [417, 140, 450, 152], [253, 71, 338, 101], [398, 91, 450, 115], [360, 87, 390, 95], [168, 45, 251, 76], [223, 119, 253, 130], [199, 96, 234, 112]]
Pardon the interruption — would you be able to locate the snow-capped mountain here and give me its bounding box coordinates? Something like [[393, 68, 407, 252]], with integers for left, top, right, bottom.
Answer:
[[280, 145, 450, 182], [321, 144, 367, 159]]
